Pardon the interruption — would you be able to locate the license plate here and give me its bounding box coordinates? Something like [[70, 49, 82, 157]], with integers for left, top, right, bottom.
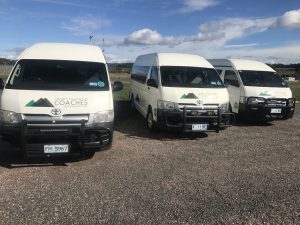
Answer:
[[44, 145, 69, 153], [192, 124, 208, 131], [271, 108, 282, 114]]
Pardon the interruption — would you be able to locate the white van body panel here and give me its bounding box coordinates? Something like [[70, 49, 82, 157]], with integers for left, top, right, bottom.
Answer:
[[243, 87, 292, 99], [230, 59, 275, 72], [1, 89, 112, 115], [161, 87, 229, 105], [19, 43, 106, 63]]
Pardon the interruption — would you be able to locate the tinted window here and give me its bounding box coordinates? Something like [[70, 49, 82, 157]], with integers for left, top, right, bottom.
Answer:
[[216, 69, 223, 75], [238, 70, 287, 87], [150, 66, 159, 84], [224, 70, 239, 87], [131, 65, 150, 84], [7, 59, 109, 91], [160, 66, 224, 88]]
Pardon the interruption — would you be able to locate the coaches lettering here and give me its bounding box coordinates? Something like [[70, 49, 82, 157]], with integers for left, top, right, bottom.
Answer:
[[54, 98, 88, 107]]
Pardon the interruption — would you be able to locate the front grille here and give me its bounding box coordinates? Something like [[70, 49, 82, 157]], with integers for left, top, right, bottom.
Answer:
[[266, 99, 287, 107]]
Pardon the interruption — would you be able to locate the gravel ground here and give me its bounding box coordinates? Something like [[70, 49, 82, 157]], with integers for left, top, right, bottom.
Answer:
[[0, 103, 299, 225]]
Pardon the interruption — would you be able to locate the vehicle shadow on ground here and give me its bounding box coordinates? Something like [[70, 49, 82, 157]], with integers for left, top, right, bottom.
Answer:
[[0, 142, 88, 169], [232, 118, 274, 127], [114, 101, 209, 141]]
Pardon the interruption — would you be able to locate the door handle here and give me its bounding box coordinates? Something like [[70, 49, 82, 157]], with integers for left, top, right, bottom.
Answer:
[[147, 87, 150, 90]]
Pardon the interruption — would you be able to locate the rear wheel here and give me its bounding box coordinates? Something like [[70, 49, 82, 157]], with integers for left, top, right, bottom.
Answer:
[[131, 95, 136, 111]]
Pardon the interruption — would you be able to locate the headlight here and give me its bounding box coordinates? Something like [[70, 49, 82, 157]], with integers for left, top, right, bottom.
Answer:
[[220, 103, 229, 112], [288, 98, 295, 107], [240, 96, 247, 104], [0, 110, 19, 124], [247, 97, 265, 105], [87, 110, 114, 125], [157, 100, 177, 111]]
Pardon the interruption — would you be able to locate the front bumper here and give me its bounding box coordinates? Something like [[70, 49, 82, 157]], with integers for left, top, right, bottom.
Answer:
[[157, 106, 233, 133], [239, 98, 295, 121], [0, 120, 113, 158]]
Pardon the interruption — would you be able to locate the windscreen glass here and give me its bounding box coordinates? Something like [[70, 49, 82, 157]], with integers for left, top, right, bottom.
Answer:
[[239, 70, 287, 87], [7, 59, 109, 91], [160, 66, 224, 88]]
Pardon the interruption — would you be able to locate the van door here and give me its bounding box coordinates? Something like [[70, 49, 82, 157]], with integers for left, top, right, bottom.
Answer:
[[145, 66, 160, 121], [224, 70, 241, 113]]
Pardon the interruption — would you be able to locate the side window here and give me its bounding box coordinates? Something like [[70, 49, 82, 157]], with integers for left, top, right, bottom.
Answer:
[[224, 70, 240, 87], [150, 66, 158, 84], [131, 65, 150, 84], [216, 69, 223, 76], [9, 63, 24, 85]]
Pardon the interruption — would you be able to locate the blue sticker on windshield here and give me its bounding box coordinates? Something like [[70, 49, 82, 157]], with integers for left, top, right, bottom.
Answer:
[[89, 82, 98, 87], [217, 81, 222, 85], [98, 81, 105, 87], [211, 81, 216, 85]]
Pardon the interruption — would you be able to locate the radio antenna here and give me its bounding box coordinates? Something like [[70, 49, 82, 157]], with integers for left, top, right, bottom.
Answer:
[[89, 35, 93, 44], [101, 22, 105, 53]]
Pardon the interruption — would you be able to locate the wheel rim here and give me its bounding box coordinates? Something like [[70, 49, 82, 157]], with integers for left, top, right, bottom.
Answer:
[[147, 111, 153, 128]]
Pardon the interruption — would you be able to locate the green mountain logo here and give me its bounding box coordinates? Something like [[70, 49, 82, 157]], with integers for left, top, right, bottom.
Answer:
[[26, 98, 54, 107], [258, 92, 272, 97], [180, 93, 198, 99]]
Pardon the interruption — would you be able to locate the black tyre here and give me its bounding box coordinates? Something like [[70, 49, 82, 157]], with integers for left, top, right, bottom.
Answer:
[[146, 107, 157, 132], [82, 149, 95, 159], [131, 95, 136, 111]]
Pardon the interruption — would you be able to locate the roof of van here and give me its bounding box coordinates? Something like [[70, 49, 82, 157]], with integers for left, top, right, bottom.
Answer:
[[208, 59, 275, 72], [135, 53, 214, 68], [19, 43, 106, 63]]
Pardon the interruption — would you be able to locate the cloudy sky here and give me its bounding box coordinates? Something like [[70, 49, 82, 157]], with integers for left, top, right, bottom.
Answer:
[[0, 0, 300, 63]]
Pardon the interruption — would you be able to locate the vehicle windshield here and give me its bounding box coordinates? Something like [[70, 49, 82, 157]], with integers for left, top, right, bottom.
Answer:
[[238, 70, 287, 87], [6, 59, 109, 91], [160, 66, 224, 88]]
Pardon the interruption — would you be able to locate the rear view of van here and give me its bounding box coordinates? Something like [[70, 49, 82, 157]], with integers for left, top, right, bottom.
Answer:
[[130, 53, 232, 133], [209, 59, 295, 120], [0, 43, 123, 158]]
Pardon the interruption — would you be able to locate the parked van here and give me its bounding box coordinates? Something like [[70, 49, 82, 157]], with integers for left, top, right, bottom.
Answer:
[[130, 53, 232, 133], [209, 59, 295, 120], [0, 43, 123, 158]]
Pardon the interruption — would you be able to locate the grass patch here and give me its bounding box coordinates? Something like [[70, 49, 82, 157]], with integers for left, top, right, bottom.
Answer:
[[110, 73, 131, 101], [288, 81, 300, 101], [113, 83, 130, 101]]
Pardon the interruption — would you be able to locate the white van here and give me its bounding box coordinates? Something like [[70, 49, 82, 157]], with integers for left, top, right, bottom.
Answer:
[[130, 53, 232, 133], [0, 43, 123, 158], [209, 59, 295, 120]]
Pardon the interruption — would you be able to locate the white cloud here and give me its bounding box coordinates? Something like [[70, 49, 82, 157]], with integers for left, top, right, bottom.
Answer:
[[224, 43, 259, 48], [62, 16, 110, 36], [180, 0, 220, 13], [124, 28, 179, 45], [187, 17, 276, 47], [274, 9, 300, 29]]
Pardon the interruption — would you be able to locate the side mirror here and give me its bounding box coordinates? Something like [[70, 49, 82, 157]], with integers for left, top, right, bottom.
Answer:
[[0, 78, 4, 90], [112, 81, 123, 92], [147, 79, 158, 88], [224, 79, 229, 87]]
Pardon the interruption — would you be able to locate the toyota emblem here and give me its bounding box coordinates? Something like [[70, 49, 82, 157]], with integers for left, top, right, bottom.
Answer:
[[51, 108, 61, 116], [196, 100, 203, 106]]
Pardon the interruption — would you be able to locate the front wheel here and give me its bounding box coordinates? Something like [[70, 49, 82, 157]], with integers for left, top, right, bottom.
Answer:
[[146, 107, 157, 132], [82, 149, 95, 159]]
